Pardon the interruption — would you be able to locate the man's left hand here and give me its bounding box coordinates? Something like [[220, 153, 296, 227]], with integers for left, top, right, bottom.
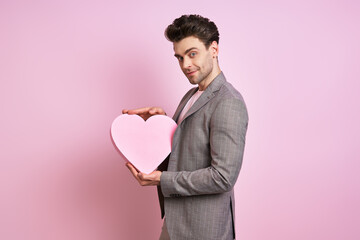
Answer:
[[126, 162, 162, 186]]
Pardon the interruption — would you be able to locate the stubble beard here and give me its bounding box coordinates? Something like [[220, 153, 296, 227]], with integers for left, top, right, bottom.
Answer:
[[188, 60, 213, 86]]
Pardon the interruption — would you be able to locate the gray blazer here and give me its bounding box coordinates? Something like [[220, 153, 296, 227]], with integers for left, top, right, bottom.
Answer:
[[158, 72, 248, 240]]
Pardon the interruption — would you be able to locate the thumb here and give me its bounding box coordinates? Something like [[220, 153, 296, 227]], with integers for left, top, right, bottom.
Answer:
[[138, 172, 145, 180]]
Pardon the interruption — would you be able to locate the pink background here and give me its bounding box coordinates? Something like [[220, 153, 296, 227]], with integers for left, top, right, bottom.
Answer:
[[1, 0, 359, 239]]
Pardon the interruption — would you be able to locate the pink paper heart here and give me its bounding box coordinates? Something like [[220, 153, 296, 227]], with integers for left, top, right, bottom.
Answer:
[[111, 114, 177, 174]]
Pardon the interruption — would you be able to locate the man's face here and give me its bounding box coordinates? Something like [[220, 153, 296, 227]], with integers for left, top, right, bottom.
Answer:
[[173, 36, 218, 88]]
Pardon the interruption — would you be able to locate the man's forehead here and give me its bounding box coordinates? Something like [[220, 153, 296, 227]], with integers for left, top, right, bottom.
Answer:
[[173, 36, 205, 54]]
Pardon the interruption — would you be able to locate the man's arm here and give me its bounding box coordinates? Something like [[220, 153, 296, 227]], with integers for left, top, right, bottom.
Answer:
[[160, 98, 248, 196]]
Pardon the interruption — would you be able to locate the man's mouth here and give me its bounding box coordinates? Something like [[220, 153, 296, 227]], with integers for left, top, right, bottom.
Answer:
[[186, 70, 197, 76]]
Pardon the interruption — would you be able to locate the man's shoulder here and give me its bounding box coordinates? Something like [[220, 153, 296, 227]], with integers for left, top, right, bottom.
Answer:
[[212, 77, 248, 118], [217, 80, 246, 103]]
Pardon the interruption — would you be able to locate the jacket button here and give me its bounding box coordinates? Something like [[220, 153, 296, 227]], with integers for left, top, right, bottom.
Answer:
[[170, 194, 181, 198]]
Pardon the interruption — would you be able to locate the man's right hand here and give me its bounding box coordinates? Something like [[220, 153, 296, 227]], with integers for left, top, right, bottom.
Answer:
[[122, 107, 166, 121]]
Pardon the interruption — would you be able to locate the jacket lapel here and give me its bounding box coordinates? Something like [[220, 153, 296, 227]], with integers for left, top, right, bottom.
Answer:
[[171, 72, 226, 151], [181, 72, 226, 122], [172, 87, 198, 122]]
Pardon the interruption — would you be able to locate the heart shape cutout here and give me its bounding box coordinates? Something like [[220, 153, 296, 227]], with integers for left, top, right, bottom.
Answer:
[[111, 114, 177, 174]]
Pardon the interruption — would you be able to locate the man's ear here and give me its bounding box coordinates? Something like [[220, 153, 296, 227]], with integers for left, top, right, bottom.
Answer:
[[210, 41, 219, 58]]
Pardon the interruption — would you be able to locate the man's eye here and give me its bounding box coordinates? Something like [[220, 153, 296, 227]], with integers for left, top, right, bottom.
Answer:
[[190, 52, 196, 57], [178, 56, 183, 62]]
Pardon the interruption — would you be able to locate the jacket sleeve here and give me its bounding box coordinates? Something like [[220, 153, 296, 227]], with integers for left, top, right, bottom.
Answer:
[[160, 97, 249, 197]]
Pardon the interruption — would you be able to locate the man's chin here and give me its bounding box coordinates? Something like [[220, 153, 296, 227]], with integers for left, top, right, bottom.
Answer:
[[188, 78, 198, 85], [186, 74, 198, 83]]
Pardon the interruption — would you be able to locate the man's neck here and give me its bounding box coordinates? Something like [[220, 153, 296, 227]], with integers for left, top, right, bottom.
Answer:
[[198, 66, 221, 91]]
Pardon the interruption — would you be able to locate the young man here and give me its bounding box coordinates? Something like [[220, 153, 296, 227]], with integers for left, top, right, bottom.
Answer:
[[123, 14, 248, 240]]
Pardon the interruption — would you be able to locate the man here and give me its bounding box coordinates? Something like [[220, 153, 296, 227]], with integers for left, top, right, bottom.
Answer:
[[123, 14, 248, 240]]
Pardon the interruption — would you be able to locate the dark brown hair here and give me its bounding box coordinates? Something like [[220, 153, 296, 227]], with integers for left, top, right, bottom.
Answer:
[[165, 14, 219, 49]]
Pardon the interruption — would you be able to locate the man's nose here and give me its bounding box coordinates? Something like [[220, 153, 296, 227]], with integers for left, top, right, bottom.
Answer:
[[182, 57, 191, 69]]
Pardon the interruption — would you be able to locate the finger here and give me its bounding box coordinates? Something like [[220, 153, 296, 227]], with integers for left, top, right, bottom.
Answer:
[[126, 162, 139, 173], [148, 109, 157, 115], [127, 107, 151, 115], [122, 109, 128, 114], [138, 172, 150, 181], [126, 163, 140, 179], [149, 108, 166, 117], [126, 163, 152, 186], [131, 107, 164, 116]]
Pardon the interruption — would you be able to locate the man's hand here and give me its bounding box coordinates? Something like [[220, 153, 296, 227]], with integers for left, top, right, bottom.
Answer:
[[126, 162, 162, 186], [122, 107, 166, 121], [122, 107, 165, 185]]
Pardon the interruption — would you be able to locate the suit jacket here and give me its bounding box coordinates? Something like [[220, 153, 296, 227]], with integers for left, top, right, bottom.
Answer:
[[158, 72, 248, 240]]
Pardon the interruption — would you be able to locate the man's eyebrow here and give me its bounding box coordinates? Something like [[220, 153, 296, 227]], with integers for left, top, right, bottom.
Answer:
[[184, 47, 198, 54], [174, 47, 199, 58]]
